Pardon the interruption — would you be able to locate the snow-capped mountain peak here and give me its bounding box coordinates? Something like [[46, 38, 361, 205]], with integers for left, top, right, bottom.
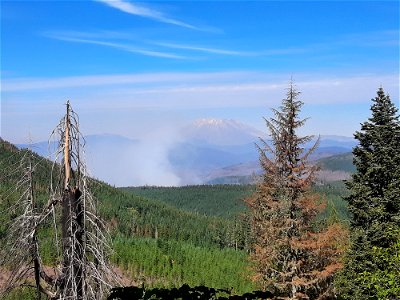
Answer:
[[183, 118, 264, 146], [193, 118, 226, 127]]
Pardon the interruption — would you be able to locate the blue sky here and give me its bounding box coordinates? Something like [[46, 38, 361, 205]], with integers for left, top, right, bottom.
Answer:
[[1, 0, 399, 143]]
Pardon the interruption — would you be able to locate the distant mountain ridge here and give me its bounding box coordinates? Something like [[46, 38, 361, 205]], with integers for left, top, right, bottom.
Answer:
[[205, 152, 355, 185], [173, 119, 357, 184], [16, 118, 357, 186]]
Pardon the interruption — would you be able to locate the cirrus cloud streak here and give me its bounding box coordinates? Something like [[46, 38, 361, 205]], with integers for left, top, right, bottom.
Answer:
[[94, 0, 201, 30]]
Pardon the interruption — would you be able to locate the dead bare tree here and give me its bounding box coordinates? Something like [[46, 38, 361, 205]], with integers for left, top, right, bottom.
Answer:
[[0, 150, 44, 298], [1, 101, 117, 299]]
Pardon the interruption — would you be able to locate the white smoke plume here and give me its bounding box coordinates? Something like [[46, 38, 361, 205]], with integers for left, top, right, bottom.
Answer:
[[84, 126, 182, 187]]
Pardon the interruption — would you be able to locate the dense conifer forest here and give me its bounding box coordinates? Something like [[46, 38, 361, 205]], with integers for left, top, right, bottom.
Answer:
[[0, 138, 349, 299], [1, 138, 261, 298], [121, 185, 253, 218]]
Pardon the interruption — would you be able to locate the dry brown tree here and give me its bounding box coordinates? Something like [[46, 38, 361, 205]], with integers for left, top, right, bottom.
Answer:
[[246, 82, 348, 299], [1, 101, 117, 299]]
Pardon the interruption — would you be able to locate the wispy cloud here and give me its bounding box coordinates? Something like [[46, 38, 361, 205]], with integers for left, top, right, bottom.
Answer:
[[45, 33, 187, 59], [44, 29, 136, 41], [3, 71, 398, 145], [94, 0, 199, 30], [154, 42, 250, 56], [3, 71, 398, 106], [155, 42, 307, 57], [43, 29, 306, 59], [2, 71, 256, 92]]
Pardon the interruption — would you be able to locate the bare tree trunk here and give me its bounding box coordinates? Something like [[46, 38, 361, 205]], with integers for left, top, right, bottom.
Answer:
[[61, 101, 84, 299], [61, 189, 73, 294], [73, 187, 83, 300], [60, 188, 84, 299], [29, 160, 42, 300], [32, 240, 41, 300], [1, 101, 117, 300]]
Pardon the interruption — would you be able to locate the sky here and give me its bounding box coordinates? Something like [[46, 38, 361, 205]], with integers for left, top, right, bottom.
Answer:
[[1, 0, 399, 144]]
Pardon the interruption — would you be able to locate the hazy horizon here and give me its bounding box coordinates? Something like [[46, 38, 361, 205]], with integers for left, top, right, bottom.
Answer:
[[1, 0, 399, 191], [2, 1, 399, 145]]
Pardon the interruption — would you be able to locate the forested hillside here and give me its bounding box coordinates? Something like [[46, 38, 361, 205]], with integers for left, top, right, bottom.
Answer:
[[121, 185, 254, 218], [123, 184, 350, 222], [1, 135, 356, 299], [0, 138, 255, 298]]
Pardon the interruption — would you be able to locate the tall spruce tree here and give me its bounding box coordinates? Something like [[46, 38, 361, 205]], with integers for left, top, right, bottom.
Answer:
[[336, 87, 400, 299], [246, 82, 347, 299]]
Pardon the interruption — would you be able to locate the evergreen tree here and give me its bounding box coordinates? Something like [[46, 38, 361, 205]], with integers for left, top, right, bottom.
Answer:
[[246, 82, 347, 299], [336, 87, 400, 299]]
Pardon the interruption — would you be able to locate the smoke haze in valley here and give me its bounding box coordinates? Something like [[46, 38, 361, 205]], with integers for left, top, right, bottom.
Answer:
[[18, 119, 358, 186]]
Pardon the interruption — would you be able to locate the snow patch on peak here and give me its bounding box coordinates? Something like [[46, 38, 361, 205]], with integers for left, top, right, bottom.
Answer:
[[193, 118, 235, 127], [192, 118, 259, 131], [183, 118, 264, 146]]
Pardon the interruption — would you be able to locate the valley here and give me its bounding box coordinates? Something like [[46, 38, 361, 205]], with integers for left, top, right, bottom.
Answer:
[[17, 118, 357, 187]]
